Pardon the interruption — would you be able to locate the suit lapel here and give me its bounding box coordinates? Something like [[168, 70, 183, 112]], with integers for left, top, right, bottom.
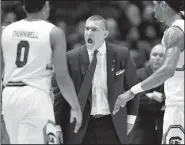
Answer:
[[106, 43, 116, 109], [79, 45, 90, 76], [79, 45, 92, 104]]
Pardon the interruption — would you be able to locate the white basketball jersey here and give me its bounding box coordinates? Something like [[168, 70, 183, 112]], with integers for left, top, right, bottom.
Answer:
[[2, 19, 55, 94], [162, 19, 184, 106]]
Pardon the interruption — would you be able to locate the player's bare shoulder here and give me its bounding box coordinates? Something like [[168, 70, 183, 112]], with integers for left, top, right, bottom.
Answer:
[[2, 26, 6, 31], [50, 26, 66, 50], [1, 26, 7, 35], [164, 26, 184, 51]]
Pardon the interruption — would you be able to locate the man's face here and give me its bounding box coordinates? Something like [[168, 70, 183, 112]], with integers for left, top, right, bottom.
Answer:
[[153, 1, 166, 23], [149, 45, 165, 71], [84, 20, 108, 50]]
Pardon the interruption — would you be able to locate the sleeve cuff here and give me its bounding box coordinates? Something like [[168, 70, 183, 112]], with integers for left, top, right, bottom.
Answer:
[[127, 115, 136, 124]]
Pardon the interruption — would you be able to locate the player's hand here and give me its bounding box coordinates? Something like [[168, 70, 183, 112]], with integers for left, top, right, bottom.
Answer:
[[127, 123, 134, 135], [146, 91, 165, 103], [146, 92, 153, 99], [152, 91, 164, 103], [113, 90, 135, 115], [70, 107, 82, 133], [55, 125, 63, 144], [56, 130, 63, 144]]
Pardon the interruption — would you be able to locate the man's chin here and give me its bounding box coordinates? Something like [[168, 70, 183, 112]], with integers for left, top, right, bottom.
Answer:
[[152, 65, 160, 71], [154, 15, 161, 22], [86, 43, 94, 48], [156, 17, 165, 23]]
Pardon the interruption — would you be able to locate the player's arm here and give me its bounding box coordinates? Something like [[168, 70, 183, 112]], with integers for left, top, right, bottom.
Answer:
[[133, 26, 184, 93], [50, 27, 80, 109], [1, 26, 5, 79], [51, 27, 82, 133], [1, 47, 4, 77]]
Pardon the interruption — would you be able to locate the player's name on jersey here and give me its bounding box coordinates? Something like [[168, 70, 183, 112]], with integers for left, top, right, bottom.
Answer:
[[12, 30, 38, 39]]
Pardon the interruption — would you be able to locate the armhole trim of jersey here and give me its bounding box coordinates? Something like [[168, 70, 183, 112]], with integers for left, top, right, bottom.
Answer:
[[172, 25, 184, 35], [49, 26, 55, 51], [172, 25, 185, 52]]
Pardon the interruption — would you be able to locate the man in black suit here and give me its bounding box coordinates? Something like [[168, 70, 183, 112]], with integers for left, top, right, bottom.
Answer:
[[128, 44, 166, 144], [54, 15, 139, 144]]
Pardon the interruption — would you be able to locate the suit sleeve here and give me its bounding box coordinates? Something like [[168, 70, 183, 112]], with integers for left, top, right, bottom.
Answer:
[[138, 91, 164, 112], [136, 72, 165, 113], [124, 49, 140, 116]]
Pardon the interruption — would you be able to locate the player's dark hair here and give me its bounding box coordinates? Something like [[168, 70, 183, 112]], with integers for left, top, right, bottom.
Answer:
[[165, 0, 185, 19], [22, 0, 48, 13]]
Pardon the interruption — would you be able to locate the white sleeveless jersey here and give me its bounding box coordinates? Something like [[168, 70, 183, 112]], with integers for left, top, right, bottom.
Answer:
[[162, 19, 184, 106], [2, 19, 55, 94]]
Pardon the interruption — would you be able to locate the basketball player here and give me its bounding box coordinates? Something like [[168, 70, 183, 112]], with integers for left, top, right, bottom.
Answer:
[[113, 0, 184, 144], [1, 0, 82, 144]]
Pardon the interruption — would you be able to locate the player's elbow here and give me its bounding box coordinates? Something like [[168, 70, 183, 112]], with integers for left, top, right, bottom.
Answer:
[[55, 70, 67, 80], [55, 74, 68, 87], [163, 65, 176, 78], [55, 68, 70, 82]]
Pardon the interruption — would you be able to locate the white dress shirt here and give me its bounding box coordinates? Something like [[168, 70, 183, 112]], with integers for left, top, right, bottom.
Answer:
[[87, 42, 136, 124]]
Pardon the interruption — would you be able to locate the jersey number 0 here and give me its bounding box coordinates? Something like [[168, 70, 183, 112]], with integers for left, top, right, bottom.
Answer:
[[15, 41, 29, 68]]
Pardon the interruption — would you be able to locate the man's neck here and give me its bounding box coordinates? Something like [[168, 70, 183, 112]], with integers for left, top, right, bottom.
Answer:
[[165, 13, 182, 27], [26, 13, 45, 21], [87, 41, 105, 52]]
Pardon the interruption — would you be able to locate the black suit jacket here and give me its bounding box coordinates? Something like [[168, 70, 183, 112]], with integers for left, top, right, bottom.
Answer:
[[136, 64, 165, 117], [54, 43, 139, 144]]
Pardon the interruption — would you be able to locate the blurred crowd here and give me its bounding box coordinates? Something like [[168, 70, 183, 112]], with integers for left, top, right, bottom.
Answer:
[[1, 0, 166, 69]]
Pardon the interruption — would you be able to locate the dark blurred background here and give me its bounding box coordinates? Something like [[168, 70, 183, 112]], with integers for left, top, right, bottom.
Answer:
[[1, 0, 166, 69]]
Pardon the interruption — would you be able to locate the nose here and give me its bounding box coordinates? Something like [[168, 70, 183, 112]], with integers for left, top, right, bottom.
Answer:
[[86, 29, 92, 35], [155, 55, 160, 60]]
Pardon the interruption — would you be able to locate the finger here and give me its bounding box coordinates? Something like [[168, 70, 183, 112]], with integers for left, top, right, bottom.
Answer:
[[59, 134, 63, 143], [116, 96, 122, 104], [70, 115, 74, 123], [113, 109, 119, 115], [113, 104, 120, 115], [74, 122, 82, 133], [113, 103, 121, 115], [56, 133, 60, 144], [121, 102, 126, 107], [121, 102, 126, 108]]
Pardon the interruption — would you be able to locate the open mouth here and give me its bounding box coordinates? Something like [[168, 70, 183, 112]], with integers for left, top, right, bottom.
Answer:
[[87, 38, 94, 44]]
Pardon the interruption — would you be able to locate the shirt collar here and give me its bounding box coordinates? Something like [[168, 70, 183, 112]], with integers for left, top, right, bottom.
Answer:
[[87, 41, 106, 56]]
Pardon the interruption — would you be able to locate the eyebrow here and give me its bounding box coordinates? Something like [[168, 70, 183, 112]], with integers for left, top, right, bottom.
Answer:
[[85, 26, 99, 30], [152, 52, 165, 55], [85, 26, 97, 28]]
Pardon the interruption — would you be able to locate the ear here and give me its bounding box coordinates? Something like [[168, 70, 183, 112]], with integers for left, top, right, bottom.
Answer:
[[22, 5, 26, 13], [161, 1, 167, 8], [104, 30, 109, 39], [44, 1, 50, 11]]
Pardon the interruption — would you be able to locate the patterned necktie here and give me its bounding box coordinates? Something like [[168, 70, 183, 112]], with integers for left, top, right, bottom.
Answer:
[[78, 50, 99, 113]]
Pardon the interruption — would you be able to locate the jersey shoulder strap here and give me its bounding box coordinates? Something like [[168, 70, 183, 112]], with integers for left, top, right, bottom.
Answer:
[[171, 19, 184, 33]]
